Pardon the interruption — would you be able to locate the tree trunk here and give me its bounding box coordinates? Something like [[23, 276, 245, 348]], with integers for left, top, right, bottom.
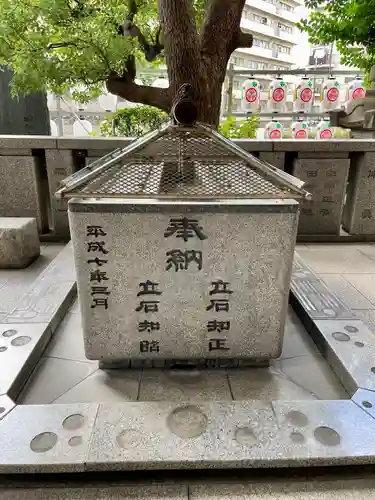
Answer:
[[0, 66, 51, 135], [106, 0, 253, 128]]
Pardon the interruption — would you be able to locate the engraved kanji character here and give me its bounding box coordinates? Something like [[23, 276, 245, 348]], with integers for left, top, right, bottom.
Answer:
[[206, 299, 230, 312], [137, 280, 162, 296], [91, 298, 109, 309], [86, 225, 107, 238], [138, 321, 160, 333], [166, 250, 203, 272], [208, 338, 230, 351], [164, 217, 207, 242], [209, 280, 233, 295], [90, 270, 109, 283], [135, 301, 160, 313], [87, 257, 108, 267], [140, 340, 160, 353], [362, 209, 372, 219], [91, 286, 111, 296], [207, 320, 230, 333], [86, 241, 109, 254]]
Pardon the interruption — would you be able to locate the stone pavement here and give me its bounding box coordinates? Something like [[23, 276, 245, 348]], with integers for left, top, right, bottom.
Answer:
[[3, 242, 375, 495]]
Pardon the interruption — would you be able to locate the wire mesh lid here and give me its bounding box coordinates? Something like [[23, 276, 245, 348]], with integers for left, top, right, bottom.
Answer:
[[55, 123, 310, 200]]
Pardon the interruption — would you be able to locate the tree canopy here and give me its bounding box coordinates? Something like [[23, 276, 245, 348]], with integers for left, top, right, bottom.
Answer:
[[298, 0, 375, 73], [0, 0, 252, 125]]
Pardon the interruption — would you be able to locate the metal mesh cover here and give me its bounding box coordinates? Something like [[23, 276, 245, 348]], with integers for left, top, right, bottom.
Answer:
[[58, 124, 306, 200]]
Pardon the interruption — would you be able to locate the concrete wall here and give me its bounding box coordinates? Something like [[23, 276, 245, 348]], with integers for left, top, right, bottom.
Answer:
[[1, 135, 375, 241]]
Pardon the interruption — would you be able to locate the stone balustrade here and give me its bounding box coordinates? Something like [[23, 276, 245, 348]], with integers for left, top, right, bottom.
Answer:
[[1, 135, 375, 241]]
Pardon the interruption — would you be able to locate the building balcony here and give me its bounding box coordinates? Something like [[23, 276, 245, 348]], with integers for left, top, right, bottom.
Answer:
[[236, 45, 275, 60], [240, 18, 274, 38], [275, 6, 298, 23], [245, 0, 277, 15], [273, 26, 295, 44]]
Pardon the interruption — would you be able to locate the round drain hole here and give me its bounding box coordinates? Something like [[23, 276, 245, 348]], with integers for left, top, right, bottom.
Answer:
[[354, 341, 364, 348], [235, 427, 257, 447], [167, 405, 208, 439], [332, 332, 350, 342], [2, 329, 17, 338], [290, 431, 305, 444], [68, 436, 83, 447], [344, 325, 359, 333], [363, 401, 373, 409], [371, 367, 375, 375], [0, 347, 7, 353], [116, 429, 144, 449], [314, 426, 341, 447], [11, 336, 31, 347], [286, 410, 309, 427], [62, 414, 85, 431], [0, 407, 5, 414], [30, 432, 58, 453]]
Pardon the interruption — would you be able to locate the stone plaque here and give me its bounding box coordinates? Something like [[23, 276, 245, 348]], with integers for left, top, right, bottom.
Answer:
[[293, 157, 350, 235], [342, 152, 375, 235], [69, 202, 298, 361]]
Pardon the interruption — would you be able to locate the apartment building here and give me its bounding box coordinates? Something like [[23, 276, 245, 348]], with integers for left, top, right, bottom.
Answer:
[[229, 0, 306, 111]]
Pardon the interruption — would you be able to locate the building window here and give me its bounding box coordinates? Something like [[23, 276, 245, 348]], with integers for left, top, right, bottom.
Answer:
[[253, 38, 270, 49], [233, 79, 240, 89], [279, 2, 294, 12], [276, 44, 291, 54], [231, 56, 245, 67], [250, 13, 268, 25], [277, 22, 293, 33]]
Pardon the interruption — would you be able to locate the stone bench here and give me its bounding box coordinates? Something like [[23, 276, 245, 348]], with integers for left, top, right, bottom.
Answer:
[[0, 218, 40, 268]]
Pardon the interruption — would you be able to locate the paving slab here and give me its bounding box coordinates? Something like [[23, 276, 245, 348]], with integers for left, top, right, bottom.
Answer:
[[0, 323, 51, 400], [2, 244, 76, 331], [0, 403, 98, 473], [53, 369, 141, 404], [296, 247, 375, 274], [312, 320, 375, 395], [18, 357, 98, 404], [190, 478, 375, 500], [85, 399, 375, 470], [0, 395, 15, 422], [272, 400, 375, 465], [0, 484, 188, 500], [352, 388, 375, 420], [138, 369, 232, 402], [342, 274, 375, 306], [319, 274, 375, 310]]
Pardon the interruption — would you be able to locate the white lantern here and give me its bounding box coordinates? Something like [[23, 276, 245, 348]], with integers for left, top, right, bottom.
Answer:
[[153, 77, 169, 88], [346, 76, 365, 102], [242, 78, 260, 111], [73, 119, 92, 137], [293, 76, 314, 112], [320, 77, 341, 112], [268, 77, 288, 112], [264, 118, 283, 139], [50, 120, 59, 137], [98, 92, 117, 112]]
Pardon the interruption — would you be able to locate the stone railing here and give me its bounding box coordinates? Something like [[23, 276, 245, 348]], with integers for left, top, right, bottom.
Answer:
[[1, 135, 375, 242]]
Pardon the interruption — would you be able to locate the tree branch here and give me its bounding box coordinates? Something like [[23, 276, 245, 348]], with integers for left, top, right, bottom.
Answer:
[[200, 0, 246, 57], [236, 30, 253, 48], [106, 73, 171, 112], [158, 0, 200, 95]]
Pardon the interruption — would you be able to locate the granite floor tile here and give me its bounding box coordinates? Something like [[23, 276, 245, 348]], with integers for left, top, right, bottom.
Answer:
[[0, 323, 52, 398], [190, 477, 375, 500], [54, 369, 141, 404], [342, 274, 375, 305], [0, 485, 188, 500], [86, 401, 281, 470], [139, 369, 232, 402], [46, 310, 87, 362], [319, 274, 374, 310], [227, 366, 318, 401], [0, 403, 98, 473], [280, 311, 319, 359], [353, 310, 375, 334], [18, 357, 98, 404], [273, 353, 348, 400], [0, 394, 15, 422], [297, 247, 375, 274], [356, 244, 375, 263]]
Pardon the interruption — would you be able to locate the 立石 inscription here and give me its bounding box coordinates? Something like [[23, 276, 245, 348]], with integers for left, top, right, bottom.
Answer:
[[86, 225, 111, 310], [71, 208, 297, 361], [136, 280, 163, 354]]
